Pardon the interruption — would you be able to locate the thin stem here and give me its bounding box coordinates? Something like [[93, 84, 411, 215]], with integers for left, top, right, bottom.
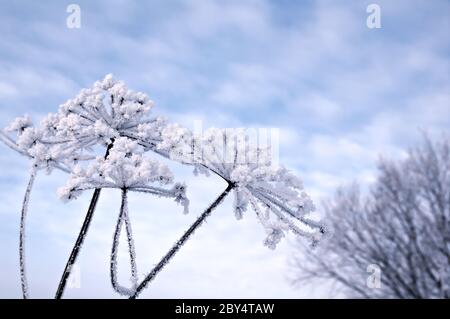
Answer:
[[110, 189, 138, 296], [130, 183, 234, 299], [55, 141, 115, 299], [123, 196, 138, 289], [19, 165, 37, 299], [0, 130, 29, 157]]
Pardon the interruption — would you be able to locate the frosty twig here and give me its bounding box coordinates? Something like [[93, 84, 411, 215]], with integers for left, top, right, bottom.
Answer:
[[110, 189, 138, 296], [19, 165, 37, 299], [55, 141, 115, 299], [130, 183, 234, 299]]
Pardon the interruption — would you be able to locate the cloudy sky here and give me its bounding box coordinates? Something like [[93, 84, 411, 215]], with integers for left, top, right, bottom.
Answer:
[[0, 0, 449, 298]]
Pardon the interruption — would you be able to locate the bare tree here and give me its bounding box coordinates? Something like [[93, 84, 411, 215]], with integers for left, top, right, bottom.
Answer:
[[291, 135, 450, 298]]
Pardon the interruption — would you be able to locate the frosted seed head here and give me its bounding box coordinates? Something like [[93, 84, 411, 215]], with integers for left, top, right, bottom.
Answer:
[[6, 115, 33, 133]]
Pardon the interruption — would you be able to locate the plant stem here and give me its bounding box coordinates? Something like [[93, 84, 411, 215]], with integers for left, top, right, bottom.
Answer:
[[130, 183, 234, 299], [55, 141, 114, 299], [110, 189, 138, 296], [19, 165, 37, 299]]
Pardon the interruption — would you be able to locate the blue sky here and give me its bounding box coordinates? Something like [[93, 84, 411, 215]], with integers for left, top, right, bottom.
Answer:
[[0, 0, 449, 298]]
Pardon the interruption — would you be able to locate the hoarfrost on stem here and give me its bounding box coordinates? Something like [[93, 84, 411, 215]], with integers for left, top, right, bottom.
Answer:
[[110, 189, 138, 296]]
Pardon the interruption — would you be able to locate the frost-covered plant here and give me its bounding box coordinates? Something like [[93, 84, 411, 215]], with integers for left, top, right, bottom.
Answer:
[[0, 75, 172, 298], [50, 74, 172, 298], [0, 75, 322, 299], [0, 115, 78, 299], [58, 137, 188, 296], [130, 127, 323, 298], [45, 74, 164, 149]]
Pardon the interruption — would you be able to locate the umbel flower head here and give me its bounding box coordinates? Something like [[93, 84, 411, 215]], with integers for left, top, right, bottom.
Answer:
[[41, 74, 167, 154], [58, 137, 189, 213], [159, 127, 324, 249], [0, 74, 168, 173], [0, 115, 83, 173]]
